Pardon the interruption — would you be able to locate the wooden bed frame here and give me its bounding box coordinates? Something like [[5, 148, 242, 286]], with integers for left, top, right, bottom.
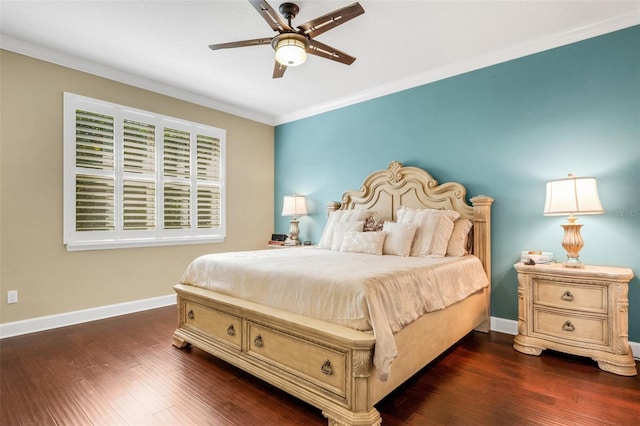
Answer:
[[173, 161, 493, 425]]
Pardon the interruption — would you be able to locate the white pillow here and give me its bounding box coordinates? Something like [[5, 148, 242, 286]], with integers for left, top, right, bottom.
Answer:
[[330, 221, 365, 251], [447, 219, 473, 257], [340, 231, 386, 255], [382, 222, 417, 256], [396, 206, 459, 223], [396, 205, 417, 223], [397, 206, 460, 257], [317, 209, 372, 249]]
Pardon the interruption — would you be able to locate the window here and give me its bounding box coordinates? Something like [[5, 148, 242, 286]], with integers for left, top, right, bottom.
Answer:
[[64, 93, 225, 251]]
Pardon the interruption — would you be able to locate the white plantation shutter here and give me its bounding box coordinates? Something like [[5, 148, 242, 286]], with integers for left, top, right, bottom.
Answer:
[[123, 119, 155, 174], [163, 127, 191, 178], [196, 134, 221, 229], [76, 176, 115, 231], [197, 134, 220, 180], [75, 110, 114, 170], [163, 127, 191, 230], [64, 93, 226, 250], [74, 109, 115, 231], [123, 180, 155, 230], [198, 186, 221, 228], [123, 119, 156, 230], [163, 182, 191, 229]]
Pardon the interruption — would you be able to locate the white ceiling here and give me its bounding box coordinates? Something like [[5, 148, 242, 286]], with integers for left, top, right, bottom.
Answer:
[[1, 1, 639, 125]]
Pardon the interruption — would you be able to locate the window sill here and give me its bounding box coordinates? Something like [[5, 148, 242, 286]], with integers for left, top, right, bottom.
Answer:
[[65, 235, 225, 251]]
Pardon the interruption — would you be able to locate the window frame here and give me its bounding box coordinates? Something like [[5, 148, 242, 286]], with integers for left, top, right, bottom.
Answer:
[[63, 92, 226, 251]]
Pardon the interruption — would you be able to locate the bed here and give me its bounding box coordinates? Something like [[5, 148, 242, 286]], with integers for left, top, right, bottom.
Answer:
[[172, 161, 493, 425]]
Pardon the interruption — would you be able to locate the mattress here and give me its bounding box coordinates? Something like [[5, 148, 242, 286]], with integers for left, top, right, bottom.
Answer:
[[180, 246, 488, 380]]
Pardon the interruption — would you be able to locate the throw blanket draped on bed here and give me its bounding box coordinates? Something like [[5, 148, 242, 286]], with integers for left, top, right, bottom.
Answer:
[[180, 247, 488, 381]]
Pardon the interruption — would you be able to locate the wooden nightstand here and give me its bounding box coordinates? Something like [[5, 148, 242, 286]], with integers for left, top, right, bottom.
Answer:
[[513, 262, 636, 376], [267, 243, 308, 248]]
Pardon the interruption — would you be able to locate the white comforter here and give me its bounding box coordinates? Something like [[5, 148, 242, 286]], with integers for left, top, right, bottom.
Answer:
[[180, 246, 488, 381]]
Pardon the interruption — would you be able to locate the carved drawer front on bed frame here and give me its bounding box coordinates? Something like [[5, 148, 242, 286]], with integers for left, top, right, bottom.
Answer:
[[183, 301, 242, 349], [246, 321, 347, 398]]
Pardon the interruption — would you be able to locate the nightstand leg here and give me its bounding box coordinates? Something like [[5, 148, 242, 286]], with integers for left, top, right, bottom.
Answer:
[[596, 359, 637, 376], [513, 337, 543, 356]]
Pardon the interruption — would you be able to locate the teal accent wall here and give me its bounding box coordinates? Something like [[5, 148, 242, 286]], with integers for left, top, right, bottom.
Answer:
[[275, 26, 640, 341]]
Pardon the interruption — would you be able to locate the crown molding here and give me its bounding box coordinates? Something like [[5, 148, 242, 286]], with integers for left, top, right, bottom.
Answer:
[[273, 11, 640, 125], [0, 35, 275, 125]]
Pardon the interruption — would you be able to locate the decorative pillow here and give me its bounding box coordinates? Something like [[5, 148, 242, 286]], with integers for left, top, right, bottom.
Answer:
[[447, 219, 473, 257], [317, 209, 373, 249], [339, 231, 386, 255], [382, 222, 417, 256], [330, 221, 365, 251], [364, 216, 384, 232], [396, 205, 419, 223], [396, 206, 460, 257]]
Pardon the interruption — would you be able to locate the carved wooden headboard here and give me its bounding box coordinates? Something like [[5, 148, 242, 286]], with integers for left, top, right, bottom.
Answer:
[[328, 161, 494, 281]]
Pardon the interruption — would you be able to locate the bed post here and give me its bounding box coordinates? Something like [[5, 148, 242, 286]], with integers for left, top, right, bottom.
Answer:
[[470, 195, 493, 333], [470, 195, 493, 280]]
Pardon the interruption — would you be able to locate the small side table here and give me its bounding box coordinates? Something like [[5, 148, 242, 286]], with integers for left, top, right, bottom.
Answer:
[[513, 262, 636, 376]]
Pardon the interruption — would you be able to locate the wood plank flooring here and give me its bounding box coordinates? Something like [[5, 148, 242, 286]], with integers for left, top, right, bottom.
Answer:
[[1, 306, 639, 425]]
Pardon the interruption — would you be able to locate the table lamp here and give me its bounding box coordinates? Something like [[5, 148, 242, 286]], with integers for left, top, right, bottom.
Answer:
[[544, 173, 604, 268], [282, 194, 308, 245]]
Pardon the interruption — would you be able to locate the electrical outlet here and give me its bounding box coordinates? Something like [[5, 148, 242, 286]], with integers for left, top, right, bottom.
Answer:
[[7, 290, 18, 304]]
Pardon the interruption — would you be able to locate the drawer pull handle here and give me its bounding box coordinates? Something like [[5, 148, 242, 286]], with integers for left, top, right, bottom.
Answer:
[[226, 325, 235, 336], [187, 310, 194, 320], [321, 359, 333, 376], [561, 291, 574, 302], [253, 334, 263, 348], [562, 321, 575, 332]]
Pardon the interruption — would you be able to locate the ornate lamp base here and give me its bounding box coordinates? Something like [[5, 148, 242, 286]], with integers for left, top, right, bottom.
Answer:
[[561, 217, 584, 268], [288, 217, 301, 245]]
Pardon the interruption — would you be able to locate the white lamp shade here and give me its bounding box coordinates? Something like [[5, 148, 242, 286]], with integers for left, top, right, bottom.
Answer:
[[275, 38, 307, 67], [282, 195, 308, 217], [544, 175, 604, 216]]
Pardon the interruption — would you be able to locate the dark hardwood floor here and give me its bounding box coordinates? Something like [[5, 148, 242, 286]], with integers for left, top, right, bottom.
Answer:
[[1, 306, 639, 425]]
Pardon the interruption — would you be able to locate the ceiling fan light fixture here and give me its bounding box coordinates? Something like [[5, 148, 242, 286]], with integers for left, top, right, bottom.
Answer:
[[273, 34, 309, 67], [208, 1, 364, 78]]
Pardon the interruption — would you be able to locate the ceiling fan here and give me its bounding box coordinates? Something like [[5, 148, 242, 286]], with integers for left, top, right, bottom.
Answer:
[[209, 0, 365, 78]]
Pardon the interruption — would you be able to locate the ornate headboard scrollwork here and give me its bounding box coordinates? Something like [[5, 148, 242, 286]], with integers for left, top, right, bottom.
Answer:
[[327, 161, 494, 280], [338, 160, 476, 221]]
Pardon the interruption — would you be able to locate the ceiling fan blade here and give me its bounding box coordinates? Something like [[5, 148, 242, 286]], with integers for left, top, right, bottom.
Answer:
[[209, 38, 272, 50], [307, 39, 356, 65], [297, 2, 364, 39], [272, 61, 287, 78], [248, 0, 292, 33]]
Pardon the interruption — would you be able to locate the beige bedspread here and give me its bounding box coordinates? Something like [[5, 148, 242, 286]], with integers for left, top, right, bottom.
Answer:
[[180, 247, 488, 380]]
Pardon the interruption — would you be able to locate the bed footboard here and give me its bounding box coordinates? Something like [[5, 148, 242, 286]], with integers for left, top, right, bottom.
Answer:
[[173, 284, 380, 426]]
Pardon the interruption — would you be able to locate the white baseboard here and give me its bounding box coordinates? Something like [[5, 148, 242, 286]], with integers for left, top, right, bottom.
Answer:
[[1, 304, 638, 361], [490, 316, 640, 361], [491, 316, 519, 336], [0, 294, 176, 339], [630, 342, 640, 361]]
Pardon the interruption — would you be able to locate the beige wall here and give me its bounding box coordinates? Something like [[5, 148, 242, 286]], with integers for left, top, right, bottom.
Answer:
[[0, 50, 275, 324]]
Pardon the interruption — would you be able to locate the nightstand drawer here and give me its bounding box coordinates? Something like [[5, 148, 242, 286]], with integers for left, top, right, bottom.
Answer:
[[534, 279, 607, 314], [533, 309, 608, 346]]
